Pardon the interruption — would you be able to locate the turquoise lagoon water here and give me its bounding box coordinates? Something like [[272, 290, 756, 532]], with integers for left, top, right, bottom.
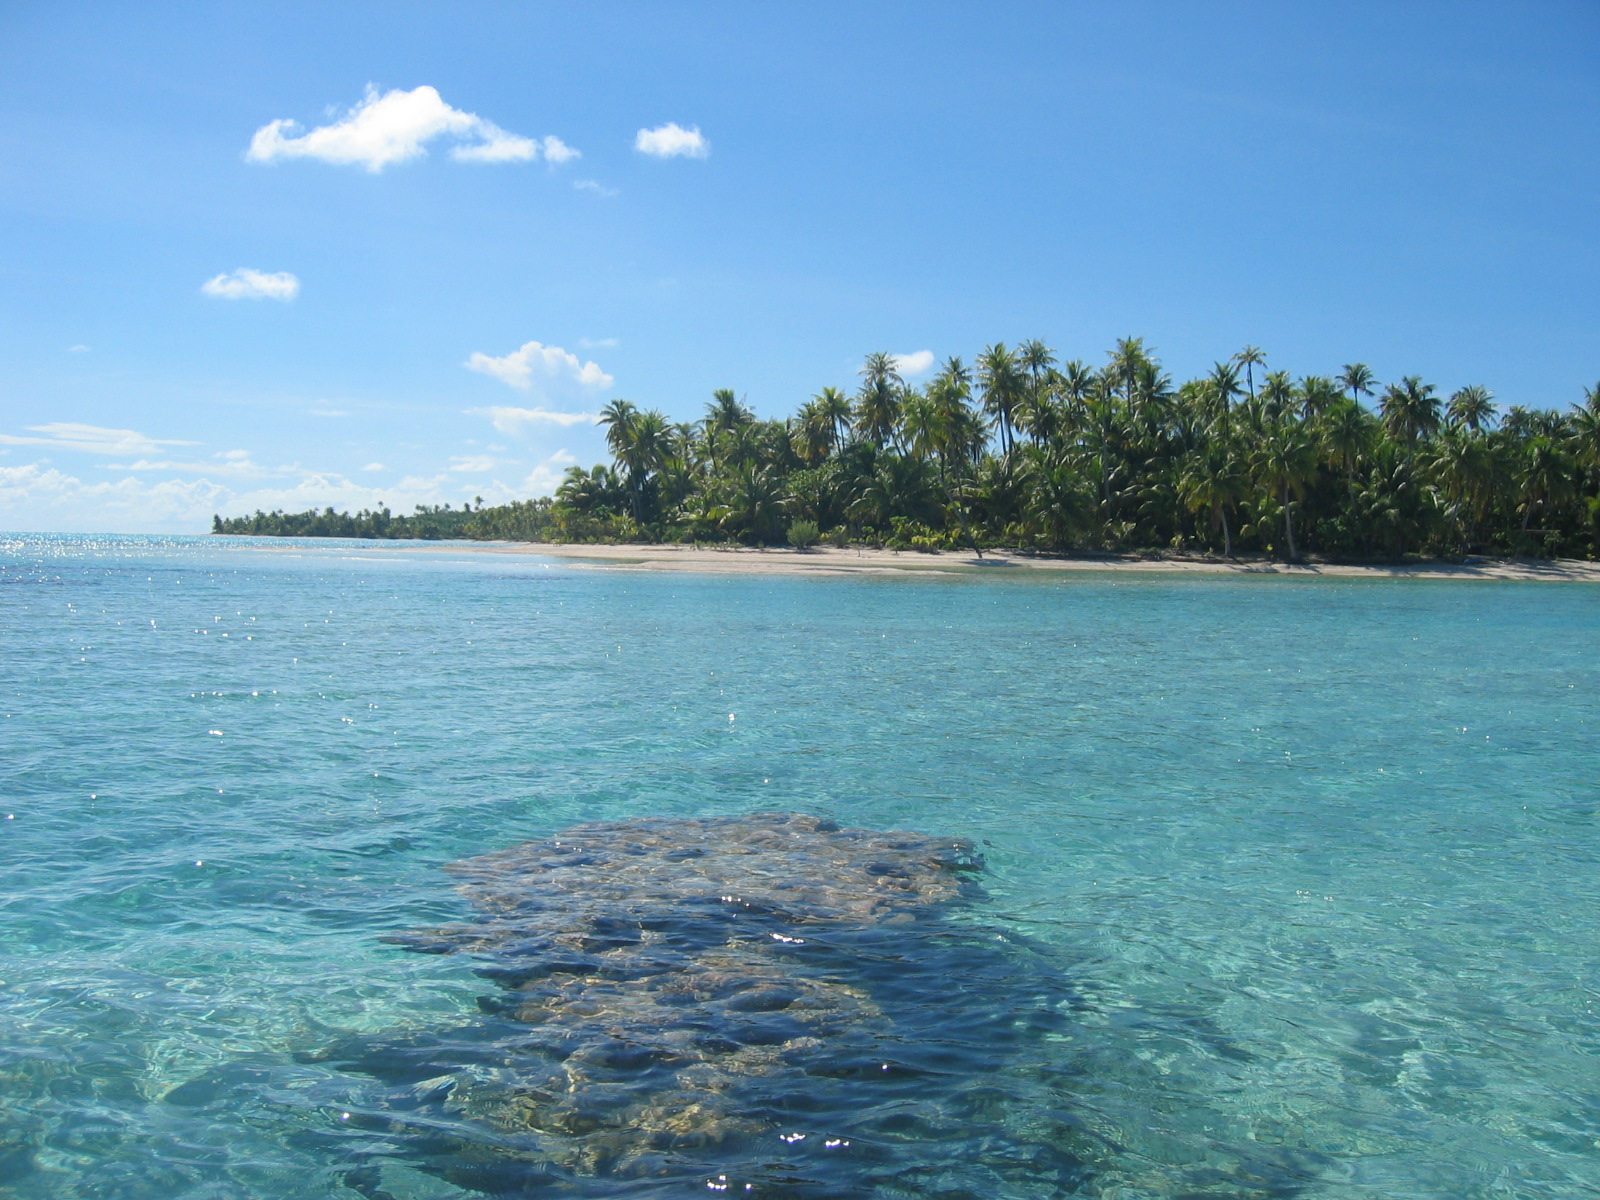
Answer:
[[2, 533, 1598, 1198]]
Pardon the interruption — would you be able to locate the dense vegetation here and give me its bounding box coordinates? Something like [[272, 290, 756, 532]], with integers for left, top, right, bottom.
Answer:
[[216, 340, 1600, 560]]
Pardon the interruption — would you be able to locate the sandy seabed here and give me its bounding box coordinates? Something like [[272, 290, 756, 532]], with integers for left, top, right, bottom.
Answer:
[[438, 541, 1600, 582]]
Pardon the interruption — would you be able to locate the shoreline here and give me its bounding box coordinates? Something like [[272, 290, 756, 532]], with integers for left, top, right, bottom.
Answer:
[[427, 541, 1600, 582]]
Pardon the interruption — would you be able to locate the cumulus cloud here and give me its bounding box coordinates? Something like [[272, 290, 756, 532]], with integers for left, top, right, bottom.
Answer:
[[0, 463, 232, 533], [246, 85, 574, 173], [474, 406, 598, 436], [0, 422, 197, 456], [202, 268, 300, 301], [635, 122, 709, 159], [538, 136, 580, 164], [464, 340, 614, 393], [891, 350, 936, 377], [523, 450, 580, 495]]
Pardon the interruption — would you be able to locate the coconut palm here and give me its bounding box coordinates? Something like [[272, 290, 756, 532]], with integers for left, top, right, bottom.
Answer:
[[790, 399, 834, 465], [1180, 440, 1247, 557], [1234, 346, 1266, 404], [978, 343, 1023, 457], [814, 386, 853, 454], [1446, 385, 1497, 433], [1299, 376, 1343, 421], [1379, 376, 1442, 448], [1204, 361, 1243, 426], [1338, 363, 1376, 404], [1252, 422, 1318, 560], [854, 352, 903, 450]]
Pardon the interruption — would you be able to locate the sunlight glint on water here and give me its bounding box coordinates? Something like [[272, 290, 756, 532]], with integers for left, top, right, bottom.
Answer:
[[2, 533, 1598, 1197]]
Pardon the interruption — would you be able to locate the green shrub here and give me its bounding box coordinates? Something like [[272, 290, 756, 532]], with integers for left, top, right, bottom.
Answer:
[[787, 519, 820, 550]]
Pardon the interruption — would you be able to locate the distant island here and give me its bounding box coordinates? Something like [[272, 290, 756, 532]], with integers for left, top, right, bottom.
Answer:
[[215, 341, 1600, 563]]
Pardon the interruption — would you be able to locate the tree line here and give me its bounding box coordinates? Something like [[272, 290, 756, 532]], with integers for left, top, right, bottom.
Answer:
[[216, 339, 1600, 560]]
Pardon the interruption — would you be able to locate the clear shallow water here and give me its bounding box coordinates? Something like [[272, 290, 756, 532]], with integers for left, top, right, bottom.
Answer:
[[2, 532, 1598, 1198]]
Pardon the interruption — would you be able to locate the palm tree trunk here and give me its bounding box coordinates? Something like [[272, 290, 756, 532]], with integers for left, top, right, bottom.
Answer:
[[1221, 507, 1233, 558], [1282, 482, 1298, 561]]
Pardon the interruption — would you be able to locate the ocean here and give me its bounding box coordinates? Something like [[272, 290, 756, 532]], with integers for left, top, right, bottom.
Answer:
[[2, 533, 1597, 1198]]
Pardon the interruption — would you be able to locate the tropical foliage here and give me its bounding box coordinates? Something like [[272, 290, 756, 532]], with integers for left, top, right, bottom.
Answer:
[[217, 342, 1600, 561]]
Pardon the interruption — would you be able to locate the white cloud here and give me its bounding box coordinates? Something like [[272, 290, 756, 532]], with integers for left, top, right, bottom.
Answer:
[[635, 122, 709, 159], [540, 136, 580, 164], [246, 85, 574, 173], [363, 462, 385, 472], [68, 344, 90, 353], [523, 450, 580, 495], [0, 422, 197, 456], [107, 449, 277, 479], [579, 336, 619, 348], [0, 463, 232, 533], [573, 178, 619, 197], [309, 408, 349, 418], [464, 340, 614, 393], [450, 455, 499, 473], [891, 350, 936, 378], [449, 124, 538, 163], [474, 406, 598, 436], [202, 268, 300, 301]]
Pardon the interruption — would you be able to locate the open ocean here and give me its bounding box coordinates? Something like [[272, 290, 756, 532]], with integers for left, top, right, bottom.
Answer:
[[3, 532, 1598, 1199]]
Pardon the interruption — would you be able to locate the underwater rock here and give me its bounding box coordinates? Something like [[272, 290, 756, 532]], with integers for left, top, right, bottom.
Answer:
[[313, 813, 1098, 1197]]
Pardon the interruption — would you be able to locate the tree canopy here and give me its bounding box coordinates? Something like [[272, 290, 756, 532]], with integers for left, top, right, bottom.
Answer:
[[217, 341, 1600, 562]]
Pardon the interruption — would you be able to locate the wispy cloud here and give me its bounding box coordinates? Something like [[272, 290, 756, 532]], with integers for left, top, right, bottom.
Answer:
[[202, 268, 300, 301], [362, 462, 385, 472], [891, 350, 936, 377], [474, 406, 598, 436], [635, 122, 709, 159], [465, 340, 613, 393], [579, 336, 619, 349], [108, 449, 278, 478], [573, 178, 619, 197], [246, 85, 575, 173], [0, 422, 197, 456], [449, 455, 500, 473], [68, 344, 90, 354]]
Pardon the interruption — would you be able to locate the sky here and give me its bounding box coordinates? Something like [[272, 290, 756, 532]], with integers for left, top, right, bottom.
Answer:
[[1, 1, 1596, 533]]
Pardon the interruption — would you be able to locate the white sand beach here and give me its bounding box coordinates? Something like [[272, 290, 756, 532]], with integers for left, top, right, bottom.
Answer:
[[449, 542, 1600, 582]]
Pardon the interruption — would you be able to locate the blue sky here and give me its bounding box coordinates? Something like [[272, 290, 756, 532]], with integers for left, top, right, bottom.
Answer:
[[2, 1, 1595, 532]]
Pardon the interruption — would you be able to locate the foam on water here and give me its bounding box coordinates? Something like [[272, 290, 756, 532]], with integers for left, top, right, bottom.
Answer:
[[2, 533, 1599, 1198]]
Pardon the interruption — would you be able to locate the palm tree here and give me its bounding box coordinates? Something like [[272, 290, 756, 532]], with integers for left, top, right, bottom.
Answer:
[[1515, 434, 1574, 542], [1234, 346, 1266, 405], [1253, 422, 1318, 560], [1204, 361, 1243, 426], [598, 398, 640, 459], [1180, 439, 1246, 557], [1446, 385, 1496, 433], [977, 343, 1023, 457], [1299, 376, 1343, 421], [791, 399, 834, 465], [814, 386, 853, 454], [1379, 376, 1442, 448], [705, 388, 754, 435], [1017, 339, 1057, 445], [1338, 363, 1376, 405], [854, 352, 903, 450]]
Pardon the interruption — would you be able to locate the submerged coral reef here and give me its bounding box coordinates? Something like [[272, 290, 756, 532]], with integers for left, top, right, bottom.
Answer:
[[315, 812, 1096, 1197]]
